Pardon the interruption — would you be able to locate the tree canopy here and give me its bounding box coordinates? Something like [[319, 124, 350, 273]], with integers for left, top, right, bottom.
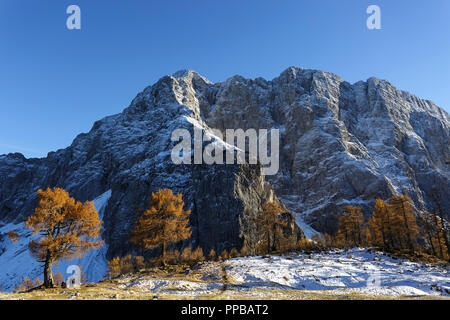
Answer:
[[26, 187, 103, 287]]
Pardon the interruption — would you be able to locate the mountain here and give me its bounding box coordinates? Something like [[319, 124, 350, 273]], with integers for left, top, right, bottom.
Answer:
[[0, 67, 448, 289]]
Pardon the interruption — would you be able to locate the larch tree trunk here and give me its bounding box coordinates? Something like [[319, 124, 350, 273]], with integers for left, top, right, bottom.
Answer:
[[43, 253, 54, 288]]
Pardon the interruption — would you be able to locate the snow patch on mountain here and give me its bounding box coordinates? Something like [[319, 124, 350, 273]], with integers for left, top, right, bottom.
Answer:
[[294, 215, 318, 239]]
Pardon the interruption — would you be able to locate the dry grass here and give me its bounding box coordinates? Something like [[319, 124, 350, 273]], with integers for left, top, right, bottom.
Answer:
[[2, 284, 449, 300], [1, 278, 449, 301]]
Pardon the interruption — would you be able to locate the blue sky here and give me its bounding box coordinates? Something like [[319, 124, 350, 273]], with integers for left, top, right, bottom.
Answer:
[[1, 0, 449, 158]]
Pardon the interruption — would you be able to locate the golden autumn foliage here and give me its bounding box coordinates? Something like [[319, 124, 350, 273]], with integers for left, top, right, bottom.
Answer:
[[320, 194, 448, 262], [25, 187, 103, 288], [387, 195, 420, 253], [53, 272, 65, 287], [175, 245, 204, 265], [130, 189, 191, 266], [336, 206, 365, 248], [239, 246, 248, 257], [229, 248, 239, 258], [7, 230, 19, 244], [105, 255, 147, 279], [135, 256, 146, 271], [218, 249, 229, 261], [367, 199, 394, 249], [296, 238, 313, 250], [364, 196, 420, 253], [191, 247, 205, 263], [279, 235, 301, 252], [208, 249, 217, 261], [180, 246, 193, 263], [254, 201, 289, 254], [13, 277, 42, 293], [106, 257, 121, 279], [332, 197, 420, 253]]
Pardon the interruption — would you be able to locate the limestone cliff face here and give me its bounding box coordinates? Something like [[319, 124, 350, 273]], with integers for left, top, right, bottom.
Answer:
[[200, 68, 449, 232], [0, 67, 448, 260]]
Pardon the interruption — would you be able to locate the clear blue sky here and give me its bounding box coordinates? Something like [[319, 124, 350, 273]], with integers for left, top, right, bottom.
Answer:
[[1, 0, 449, 158]]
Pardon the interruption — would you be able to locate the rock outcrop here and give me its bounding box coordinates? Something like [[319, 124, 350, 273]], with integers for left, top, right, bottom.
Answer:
[[201, 68, 449, 232]]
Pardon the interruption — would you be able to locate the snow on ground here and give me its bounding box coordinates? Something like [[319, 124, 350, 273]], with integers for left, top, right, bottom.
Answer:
[[226, 248, 449, 297], [0, 190, 111, 292], [120, 248, 449, 298], [118, 277, 223, 297]]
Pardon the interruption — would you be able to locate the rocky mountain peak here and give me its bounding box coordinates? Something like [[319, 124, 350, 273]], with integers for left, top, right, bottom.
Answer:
[[0, 67, 448, 290]]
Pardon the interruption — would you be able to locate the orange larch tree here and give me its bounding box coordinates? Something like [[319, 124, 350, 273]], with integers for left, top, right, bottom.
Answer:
[[431, 189, 450, 260], [388, 194, 419, 253], [106, 257, 121, 279], [337, 206, 365, 248], [254, 201, 288, 254], [130, 188, 191, 266], [367, 199, 394, 249], [25, 187, 103, 288]]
